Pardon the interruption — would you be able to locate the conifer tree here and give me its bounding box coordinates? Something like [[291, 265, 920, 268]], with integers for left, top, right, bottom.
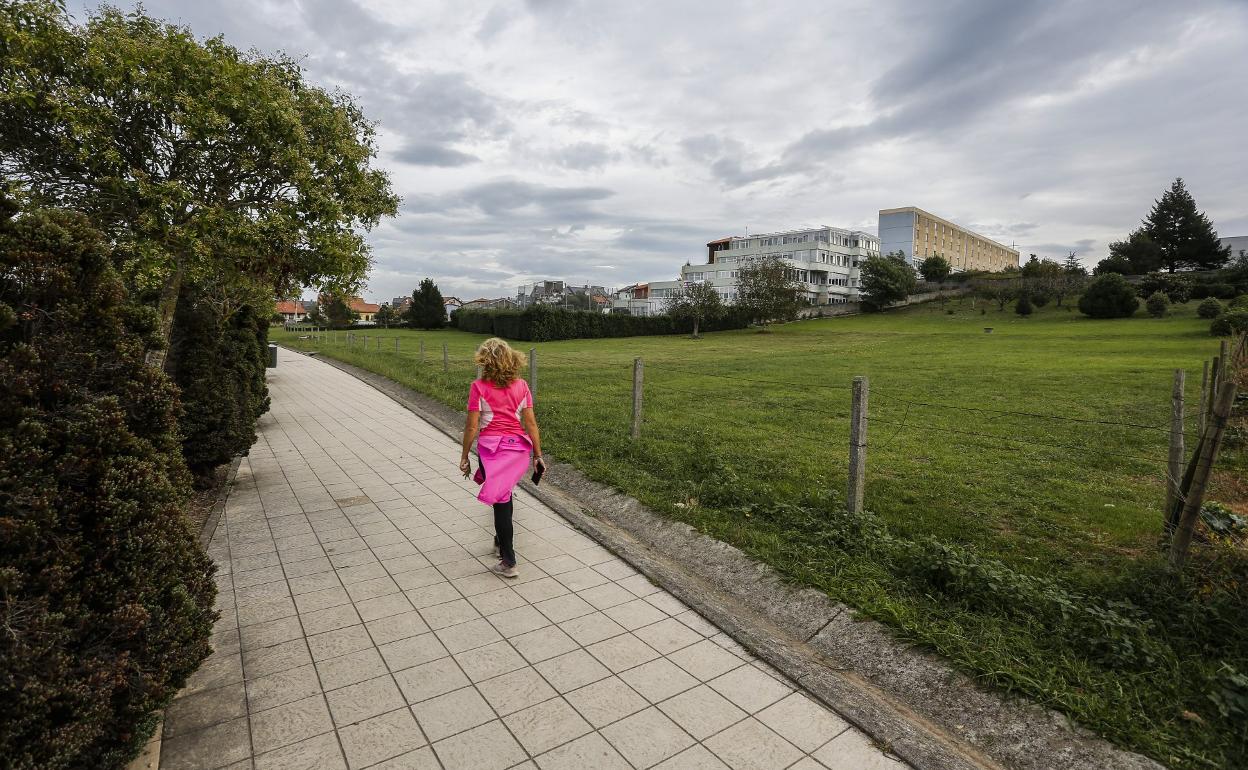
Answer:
[[1141, 178, 1230, 272], [407, 278, 447, 329]]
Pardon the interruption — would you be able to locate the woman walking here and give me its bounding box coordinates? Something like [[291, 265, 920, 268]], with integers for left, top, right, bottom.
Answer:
[[459, 338, 545, 578]]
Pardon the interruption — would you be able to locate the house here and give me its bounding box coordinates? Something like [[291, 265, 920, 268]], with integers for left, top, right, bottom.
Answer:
[[443, 296, 463, 320], [610, 281, 681, 316], [275, 299, 306, 323], [348, 297, 379, 323]]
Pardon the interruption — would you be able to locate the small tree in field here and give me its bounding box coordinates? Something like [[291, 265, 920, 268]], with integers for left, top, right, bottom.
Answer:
[[407, 278, 446, 329], [666, 281, 723, 338], [1015, 292, 1034, 316], [919, 255, 951, 284], [860, 251, 917, 311], [736, 255, 801, 328], [1079, 273, 1139, 318], [374, 304, 398, 328], [1145, 291, 1170, 318], [305, 305, 327, 325], [323, 295, 358, 328], [1142, 178, 1230, 272]]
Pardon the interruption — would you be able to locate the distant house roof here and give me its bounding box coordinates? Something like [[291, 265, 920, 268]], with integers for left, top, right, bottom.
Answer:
[[444, 297, 463, 306], [275, 300, 305, 314], [706, 237, 733, 245], [348, 298, 380, 313]]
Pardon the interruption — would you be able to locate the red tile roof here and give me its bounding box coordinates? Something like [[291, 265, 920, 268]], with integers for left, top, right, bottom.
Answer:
[[348, 298, 380, 313], [275, 300, 305, 314]]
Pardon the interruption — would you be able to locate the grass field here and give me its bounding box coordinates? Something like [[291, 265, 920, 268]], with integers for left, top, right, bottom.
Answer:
[[273, 299, 1248, 768]]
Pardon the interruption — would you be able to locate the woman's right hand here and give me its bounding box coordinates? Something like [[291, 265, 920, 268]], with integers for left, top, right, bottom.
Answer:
[[458, 458, 471, 478]]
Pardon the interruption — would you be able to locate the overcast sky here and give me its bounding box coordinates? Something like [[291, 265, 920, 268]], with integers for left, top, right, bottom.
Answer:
[[88, 0, 1248, 303]]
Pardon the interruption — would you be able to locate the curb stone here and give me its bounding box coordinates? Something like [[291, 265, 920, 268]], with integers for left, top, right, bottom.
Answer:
[[290, 345, 1167, 770]]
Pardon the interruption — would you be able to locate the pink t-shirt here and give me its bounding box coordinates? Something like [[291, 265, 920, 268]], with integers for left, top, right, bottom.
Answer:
[[467, 378, 533, 437]]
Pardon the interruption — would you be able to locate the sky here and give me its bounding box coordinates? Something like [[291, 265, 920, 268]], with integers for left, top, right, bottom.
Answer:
[[86, 0, 1248, 303]]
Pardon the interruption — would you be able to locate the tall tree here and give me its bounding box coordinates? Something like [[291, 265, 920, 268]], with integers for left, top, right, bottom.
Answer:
[[1140, 178, 1230, 272], [1062, 252, 1087, 276], [323, 295, 358, 329], [860, 251, 917, 311], [0, 3, 398, 365], [374, 304, 398, 328], [919, 255, 951, 283], [407, 278, 446, 329], [735, 255, 801, 328], [666, 281, 723, 338]]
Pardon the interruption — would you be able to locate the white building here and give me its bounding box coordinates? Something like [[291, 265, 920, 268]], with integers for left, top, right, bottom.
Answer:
[[681, 226, 880, 305], [609, 280, 682, 316]]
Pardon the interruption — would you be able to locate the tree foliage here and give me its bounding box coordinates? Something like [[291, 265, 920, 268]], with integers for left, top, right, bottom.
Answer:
[[407, 278, 447, 329], [1145, 291, 1169, 318], [0, 200, 216, 767], [1078, 273, 1140, 318], [374, 303, 399, 328], [860, 251, 917, 311], [323, 295, 358, 328], [1141, 178, 1230, 272], [0, 2, 399, 350], [1098, 232, 1163, 276], [736, 255, 801, 325], [665, 281, 723, 337], [919, 255, 951, 284]]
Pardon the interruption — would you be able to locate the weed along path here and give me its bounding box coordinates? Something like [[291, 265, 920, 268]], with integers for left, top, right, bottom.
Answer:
[[159, 350, 905, 770]]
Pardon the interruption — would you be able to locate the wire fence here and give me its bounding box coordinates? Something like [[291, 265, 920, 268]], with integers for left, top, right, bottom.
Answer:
[[278, 325, 1245, 567]]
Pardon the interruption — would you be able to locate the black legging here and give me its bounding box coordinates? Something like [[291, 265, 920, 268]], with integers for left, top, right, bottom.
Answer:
[[493, 498, 515, 566]]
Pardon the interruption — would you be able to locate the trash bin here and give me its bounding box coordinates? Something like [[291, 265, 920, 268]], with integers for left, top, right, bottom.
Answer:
[[268, 344, 277, 368]]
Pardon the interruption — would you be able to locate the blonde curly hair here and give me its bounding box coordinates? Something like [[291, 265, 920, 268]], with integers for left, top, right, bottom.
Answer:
[[474, 337, 526, 387]]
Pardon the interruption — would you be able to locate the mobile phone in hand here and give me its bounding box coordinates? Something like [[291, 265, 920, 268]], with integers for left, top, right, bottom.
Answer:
[[531, 459, 545, 485]]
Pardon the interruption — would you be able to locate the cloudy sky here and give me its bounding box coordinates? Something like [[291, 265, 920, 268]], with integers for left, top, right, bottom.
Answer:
[[87, 0, 1248, 303]]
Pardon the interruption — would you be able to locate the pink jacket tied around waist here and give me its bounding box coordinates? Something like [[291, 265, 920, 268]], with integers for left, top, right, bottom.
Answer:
[[475, 433, 532, 504]]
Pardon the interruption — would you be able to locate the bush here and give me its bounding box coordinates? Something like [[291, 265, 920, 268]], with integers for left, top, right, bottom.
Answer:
[[169, 287, 271, 480], [0, 203, 216, 768], [1145, 291, 1169, 318], [1078, 273, 1140, 318], [1210, 310, 1248, 337], [453, 304, 753, 341], [1015, 293, 1034, 316], [1208, 282, 1238, 299], [1137, 272, 1192, 304], [1229, 295, 1248, 312], [1198, 297, 1225, 319], [860, 252, 917, 311]]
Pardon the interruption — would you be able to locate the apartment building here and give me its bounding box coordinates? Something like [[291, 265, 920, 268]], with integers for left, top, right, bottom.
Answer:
[[681, 226, 880, 305], [878, 207, 1018, 272], [610, 280, 682, 316]]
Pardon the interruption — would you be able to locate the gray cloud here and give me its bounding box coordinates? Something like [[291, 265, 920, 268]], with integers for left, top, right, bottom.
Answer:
[[395, 142, 480, 167]]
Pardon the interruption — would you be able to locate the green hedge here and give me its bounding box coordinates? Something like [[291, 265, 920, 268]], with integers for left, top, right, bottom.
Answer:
[[0, 203, 216, 768], [452, 304, 752, 341], [170, 288, 271, 480]]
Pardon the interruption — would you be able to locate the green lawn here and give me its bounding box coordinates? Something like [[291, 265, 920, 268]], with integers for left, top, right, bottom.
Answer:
[[274, 300, 1247, 769]]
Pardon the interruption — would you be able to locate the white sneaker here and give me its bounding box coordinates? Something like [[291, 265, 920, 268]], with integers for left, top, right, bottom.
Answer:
[[490, 561, 518, 579]]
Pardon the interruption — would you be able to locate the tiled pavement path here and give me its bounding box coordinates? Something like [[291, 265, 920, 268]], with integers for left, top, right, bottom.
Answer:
[[159, 351, 908, 770]]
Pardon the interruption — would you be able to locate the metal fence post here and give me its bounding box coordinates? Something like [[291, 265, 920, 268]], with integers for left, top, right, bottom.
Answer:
[[442, 343, 449, 372], [529, 348, 537, 397], [630, 357, 644, 440], [395, 337, 399, 353], [847, 375, 869, 515], [420, 339, 425, 363]]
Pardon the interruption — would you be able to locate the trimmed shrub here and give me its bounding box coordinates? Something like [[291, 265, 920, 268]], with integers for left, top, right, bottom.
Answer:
[[1078, 273, 1140, 318], [1229, 295, 1248, 312], [1208, 282, 1238, 299], [1211, 310, 1248, 337], [1197, 297, 1225, 319], [0, 202, 216, 768], [1137, 272, 1192, 304], [453, 304, 753, 341], [1015, 293, 1034, 316], [1145, 291, 1169, 318], [169, 288, 271, 480]]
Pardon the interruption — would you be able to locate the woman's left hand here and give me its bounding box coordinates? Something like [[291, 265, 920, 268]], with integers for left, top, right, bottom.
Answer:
[[458, 458, 471, 478]]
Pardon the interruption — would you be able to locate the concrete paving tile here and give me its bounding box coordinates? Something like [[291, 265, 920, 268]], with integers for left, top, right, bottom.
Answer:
[[284, 556, 335, 579], [365, 610, 430, 645], [393, 566, 447, 591], [667, 639, 745, 681], [317, 647, 390, 691], [476, 666, 559, 716], [247, 663, 323, 713], [250, 694, 334, 754], [532, 593, 595, 624], [486, 605, 550, 638], [653, 744, 732, 769], [432, 720, 526, 770], [634, 617, 704, 655], [243, 638, 312, 679], [294, 587, 352, 615], [813, 727, 906, 770], [307, 624, 374, 662], [333, 562, 389, 585], [301, 604, 362, 636], [435, 617, 502, 654], [237, 595, 297, 627], [603, 598, 668, 631], [411, 685, 496, 742], [454, 640, 528, 682], [159, 716, 252, 770], [512, 577, 569, 603], [253, 731, 346, 770], [707, 664, 792, 714], [503, 697, 591, 756], [378, 632, 448, 671], [437, 557, 489, 580], [182, 651, 244, 695], [467, 587, 527, 616], [450, 572, 507, 597], [585, 632, 660, 674], [418, 598, 480, 630], [575, 582, 636, 611], [534, 730, 631, 770], [337, 707, 426, 769], [703, 717, 804, 770], [553, 566, 610, 592], [511, 625, 579, 664], [355, 592, 416, 623], [563, 675, 648, 729], [289, 571, 344, 596], [326, 674, 407, 727], [619, 657, 700, 702], [558, 612, 628, 647], [530, 554, 584, 576], [533, 649, 611, 693], [163, 682, 247, 738], [657, 685, 747, 740], [368, 746, 440, 770], [757, 692, 850, 753], [600, 707, 695, 769], [233, 565, 287, 590], [393, 657, 471, 704]]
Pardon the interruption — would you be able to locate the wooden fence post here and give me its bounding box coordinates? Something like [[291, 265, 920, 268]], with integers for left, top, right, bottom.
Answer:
[[395, 337, 399, 353], [1164, 369, 1185, 524], [442, 343, 448, 372], [848, 375, 869, 515], [1199, 360, 1210, 435], [529, 348, 537, 397], [420, 339, 425, 362], [630, 357, 644, 440], [1169, 381, 1238, 569]]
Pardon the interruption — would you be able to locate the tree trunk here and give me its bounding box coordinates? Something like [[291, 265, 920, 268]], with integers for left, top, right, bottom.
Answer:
[[692, 318, 700, 338], [146, 263, 184, 373]]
